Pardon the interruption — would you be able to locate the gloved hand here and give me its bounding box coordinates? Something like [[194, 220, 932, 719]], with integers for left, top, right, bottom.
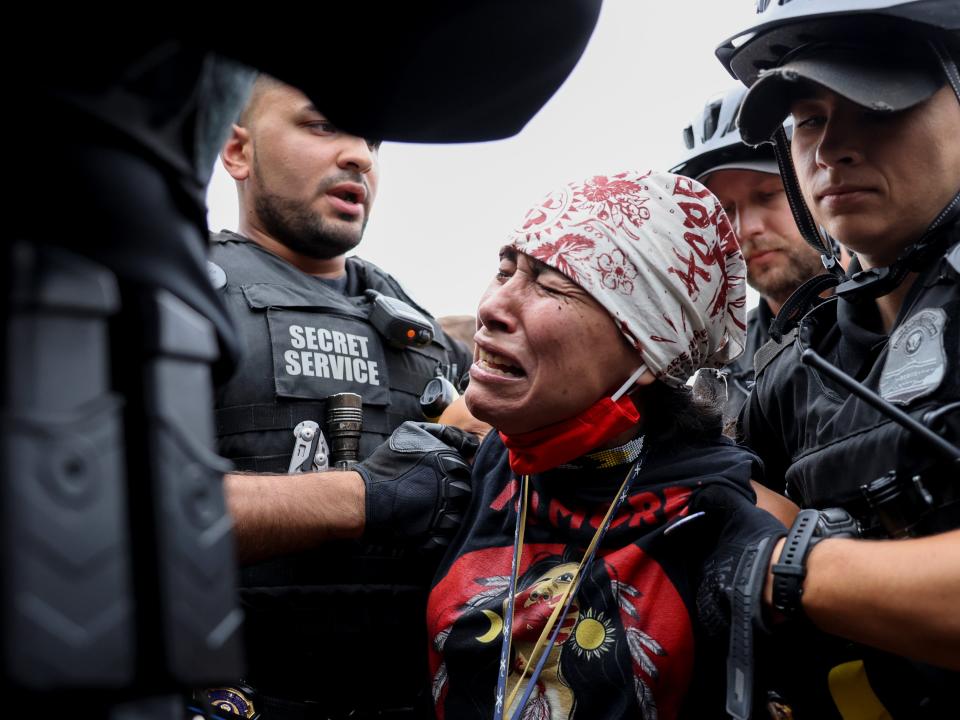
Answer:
[[689, 484, 787, 720], [356, 421, 478, 551], [693, 485, 787, 636]]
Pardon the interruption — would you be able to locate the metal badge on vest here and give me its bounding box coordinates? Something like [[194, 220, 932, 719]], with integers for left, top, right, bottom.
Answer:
[[879, 308, 948, 405]]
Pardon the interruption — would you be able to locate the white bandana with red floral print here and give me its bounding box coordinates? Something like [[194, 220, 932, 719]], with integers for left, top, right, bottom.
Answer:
[[508, 169, 747, 387]]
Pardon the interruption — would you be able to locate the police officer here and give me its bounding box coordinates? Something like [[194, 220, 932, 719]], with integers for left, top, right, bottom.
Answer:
[[703, 0, 960, 716], [5, 5, 607, 717], [672, 87, 830, 423], [210, 76, 475, 719]]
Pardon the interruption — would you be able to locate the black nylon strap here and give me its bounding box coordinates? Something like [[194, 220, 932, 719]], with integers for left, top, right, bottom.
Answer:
[[834, 264, 907, 302], [835, 208, 960, 303], [752, 327, 797, 378], [215, 402, 402, 437], [930, 37, 960, 107], [767, 273, 840, 343], [228, 421, 420, 473], [387, 362, 445, 395], [725, 537, 773, 720], [772, 509, 819, 617], [772, 127, 839, 264]]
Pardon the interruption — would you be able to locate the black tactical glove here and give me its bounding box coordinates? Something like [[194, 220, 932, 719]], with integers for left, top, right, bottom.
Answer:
[[690, 484, 787, 720], [356, 421, 477, 551]]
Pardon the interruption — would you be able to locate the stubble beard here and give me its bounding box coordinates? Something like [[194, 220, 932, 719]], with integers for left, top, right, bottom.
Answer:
[[749, 241, 825, 308], [252, 161, 368, 260], [255, 190, 366, 260]]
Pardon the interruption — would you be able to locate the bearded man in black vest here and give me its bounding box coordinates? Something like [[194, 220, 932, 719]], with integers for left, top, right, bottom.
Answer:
[[208, 76, 476, 720]]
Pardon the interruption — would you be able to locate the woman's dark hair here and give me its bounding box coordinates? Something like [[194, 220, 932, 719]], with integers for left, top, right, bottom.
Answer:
[[633, 380, 723, 444]]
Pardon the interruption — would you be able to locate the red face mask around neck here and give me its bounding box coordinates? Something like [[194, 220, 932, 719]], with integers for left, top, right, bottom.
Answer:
[[499, 393, 641, 475]]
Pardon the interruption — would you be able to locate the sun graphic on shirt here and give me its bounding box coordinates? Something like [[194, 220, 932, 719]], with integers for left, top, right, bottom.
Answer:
[[569, 608, 615, 660]]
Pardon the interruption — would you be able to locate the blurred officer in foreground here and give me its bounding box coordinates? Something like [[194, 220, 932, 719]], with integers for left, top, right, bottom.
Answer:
[[3, 3, 602, 718], [209, 76, 473, 719], [695, 1, 960, 717]]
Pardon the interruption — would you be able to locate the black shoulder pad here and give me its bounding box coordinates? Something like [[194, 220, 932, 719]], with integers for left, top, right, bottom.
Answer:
[[753, 327, 798, 378]]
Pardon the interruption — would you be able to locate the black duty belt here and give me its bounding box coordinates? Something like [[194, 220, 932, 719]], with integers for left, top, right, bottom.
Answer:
[[215, 402, 406, 437]]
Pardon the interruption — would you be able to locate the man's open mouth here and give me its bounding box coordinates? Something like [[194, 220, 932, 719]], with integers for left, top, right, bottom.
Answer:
[[330, 189, 361, 204], [327, 182, 367, 206], [476, 347, 525, 377]]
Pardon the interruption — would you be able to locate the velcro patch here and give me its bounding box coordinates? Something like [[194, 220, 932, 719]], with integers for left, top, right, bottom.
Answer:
[[268, 309, 391, 405]]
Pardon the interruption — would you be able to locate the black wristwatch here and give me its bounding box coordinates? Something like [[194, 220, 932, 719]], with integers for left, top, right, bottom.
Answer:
[[771, 507, 861, 617], [771, 509, 820, 617]]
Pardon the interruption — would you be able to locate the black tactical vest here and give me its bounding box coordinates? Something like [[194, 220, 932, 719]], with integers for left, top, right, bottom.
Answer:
[[209, 231, 470, 713], [211, 231, 468, 469], [741, 228, 960, 719], [744, 230, 959, 511]]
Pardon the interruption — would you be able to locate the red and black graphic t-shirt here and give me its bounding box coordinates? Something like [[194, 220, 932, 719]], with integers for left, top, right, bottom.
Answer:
[[427, 432, 761, 720]]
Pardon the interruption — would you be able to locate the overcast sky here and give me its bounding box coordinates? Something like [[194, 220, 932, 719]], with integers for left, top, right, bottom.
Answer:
[[206, 0, 761, 319]]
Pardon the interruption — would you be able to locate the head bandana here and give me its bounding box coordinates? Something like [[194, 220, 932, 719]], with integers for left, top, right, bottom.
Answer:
[[508, 169, 747, 387]]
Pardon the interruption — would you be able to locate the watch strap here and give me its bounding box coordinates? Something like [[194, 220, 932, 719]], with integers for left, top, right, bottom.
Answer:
[[772, 509, 820, 616]]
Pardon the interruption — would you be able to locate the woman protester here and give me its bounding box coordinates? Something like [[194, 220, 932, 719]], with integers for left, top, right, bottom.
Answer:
[[420, 169, 786, 719]]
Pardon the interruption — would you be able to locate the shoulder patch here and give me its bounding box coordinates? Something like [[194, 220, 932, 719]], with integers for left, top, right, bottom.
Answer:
[[879, 307, 948, 405], [753, 327, 798, 377], [206, 261, 227, 290]]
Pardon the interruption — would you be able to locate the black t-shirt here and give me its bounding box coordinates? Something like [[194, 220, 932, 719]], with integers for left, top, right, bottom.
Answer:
[[428, 432, 765, 720]]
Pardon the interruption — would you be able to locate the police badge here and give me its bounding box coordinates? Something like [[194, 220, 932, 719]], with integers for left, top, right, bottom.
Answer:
[[879, 308, 948, 404]]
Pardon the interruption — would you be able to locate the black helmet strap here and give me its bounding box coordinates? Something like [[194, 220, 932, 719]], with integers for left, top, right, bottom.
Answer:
[[771, 126, 843, 274], [837, 192, 960, 287], [929, 37, 960, 106]]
